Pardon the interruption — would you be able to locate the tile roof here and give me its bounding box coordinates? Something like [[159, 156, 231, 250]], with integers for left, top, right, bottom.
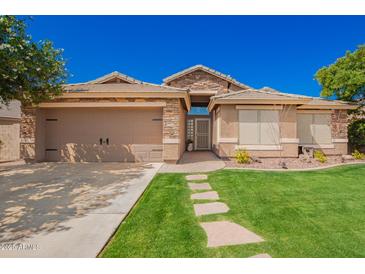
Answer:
[[163, 64, 251, 89], [63, 82, 188, 93], [212, 88, 311, 100], [86, 71, 143, 84], [210, 86, 357, 109]]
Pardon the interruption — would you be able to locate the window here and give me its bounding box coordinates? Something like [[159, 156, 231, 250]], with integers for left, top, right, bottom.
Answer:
[[297, 113, 332, 144], [239, 110, 280, 145], [186, 119, 194, 141]]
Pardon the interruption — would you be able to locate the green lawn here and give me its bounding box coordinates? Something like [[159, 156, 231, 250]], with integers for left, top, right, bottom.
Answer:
[[101, 164, 365, 258]]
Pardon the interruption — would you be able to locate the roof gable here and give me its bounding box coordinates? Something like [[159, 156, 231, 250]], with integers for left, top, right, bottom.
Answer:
[[163, 64, 251, 90], [87, 71, 142, 84]]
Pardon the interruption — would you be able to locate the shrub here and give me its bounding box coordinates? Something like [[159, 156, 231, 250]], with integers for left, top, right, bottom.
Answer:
[[352, 149, 365, 160], [314, 150, 327, 163], [235, 149, 251, 164], [349, 119, 365, 150]]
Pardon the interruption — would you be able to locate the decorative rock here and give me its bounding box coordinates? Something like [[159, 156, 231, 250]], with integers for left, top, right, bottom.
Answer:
[[249, 253, 272, 258], [279, 161, 288, 169], [188, 182, 212, 191], [200, 221, 264, 247], [251, 156, 262, 163], [302, 146, 314, 158], [342, 154, 354, 161], [186, 174, 208, 181], [194, 202, 229, 216], [191, 191, 219, 200]]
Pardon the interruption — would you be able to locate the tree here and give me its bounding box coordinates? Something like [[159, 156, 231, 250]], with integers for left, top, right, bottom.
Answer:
[[315, 45, 365, 151], [0, 16, 67, 106], [315, 45, 365, 102]]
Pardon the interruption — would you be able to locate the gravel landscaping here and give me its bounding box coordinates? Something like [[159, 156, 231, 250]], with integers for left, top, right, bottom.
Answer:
[[224, 156, 365, 169]]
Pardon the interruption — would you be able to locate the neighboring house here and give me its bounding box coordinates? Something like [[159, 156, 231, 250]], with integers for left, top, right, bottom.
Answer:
[[20, 65, 356, 163], [0, 101, 21, 162]]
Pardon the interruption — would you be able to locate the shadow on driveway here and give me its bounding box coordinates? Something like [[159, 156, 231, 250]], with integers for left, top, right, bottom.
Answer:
[[0, 162, 154, 242]]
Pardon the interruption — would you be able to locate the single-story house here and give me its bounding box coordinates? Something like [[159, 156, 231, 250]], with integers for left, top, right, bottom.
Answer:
[[19, 64, 356, 163]]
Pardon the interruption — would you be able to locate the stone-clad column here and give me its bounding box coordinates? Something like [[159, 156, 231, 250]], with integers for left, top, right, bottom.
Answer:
[[20, 107, 37, 161], [162, 99, 181, 163]]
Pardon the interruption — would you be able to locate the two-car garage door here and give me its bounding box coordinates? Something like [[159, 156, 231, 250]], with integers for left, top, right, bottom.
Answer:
[[44, 108, 163, 162]]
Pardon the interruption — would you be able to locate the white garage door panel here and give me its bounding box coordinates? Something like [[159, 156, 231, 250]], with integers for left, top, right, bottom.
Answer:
[[44, 108, 163, 162]]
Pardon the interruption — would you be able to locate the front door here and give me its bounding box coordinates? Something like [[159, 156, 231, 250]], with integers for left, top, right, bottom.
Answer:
[[195, 118, 210, 150]]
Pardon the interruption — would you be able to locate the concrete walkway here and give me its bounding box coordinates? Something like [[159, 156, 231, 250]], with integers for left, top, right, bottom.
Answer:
[[0, 162, 162, 257], [159, 151, 225, 173]]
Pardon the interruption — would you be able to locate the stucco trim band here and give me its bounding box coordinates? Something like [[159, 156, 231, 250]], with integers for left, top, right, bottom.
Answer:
[[332, 138, 348, 143], [163, 138, 180, 144], [299, 144, 335, 149], [280, 138, 300, 144], [236, 105, 283, 110], [235, 145, 283, 151], [218, 138, 238, 144], [297, 109, 332, 114]]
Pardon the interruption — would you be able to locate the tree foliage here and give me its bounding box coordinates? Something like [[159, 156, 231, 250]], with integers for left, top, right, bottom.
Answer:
[[315, 45, 365, 102], [0, 16, 67, 105], [315, 45, 365, 151]]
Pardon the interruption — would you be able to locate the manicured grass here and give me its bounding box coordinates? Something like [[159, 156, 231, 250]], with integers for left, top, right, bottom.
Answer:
[[101, 164, 365, 258]]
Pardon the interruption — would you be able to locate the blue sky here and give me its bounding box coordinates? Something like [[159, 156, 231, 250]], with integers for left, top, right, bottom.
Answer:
[[28, 16, 365, 97]]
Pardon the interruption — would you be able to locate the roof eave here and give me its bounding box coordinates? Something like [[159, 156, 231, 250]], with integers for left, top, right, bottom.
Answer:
[[297, 104, 358, 110], [208, 98, 311, 112], [55, 90, 191, 111]]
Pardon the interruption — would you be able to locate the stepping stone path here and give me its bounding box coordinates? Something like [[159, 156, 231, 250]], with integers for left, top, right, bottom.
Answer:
[[188, 182, 212, 191], [186, 173, 271, 257], [249, 253, 272, 258], [200, 221, 264, 247], [194, 202, 229, 216], [191, 191, 219, 200]]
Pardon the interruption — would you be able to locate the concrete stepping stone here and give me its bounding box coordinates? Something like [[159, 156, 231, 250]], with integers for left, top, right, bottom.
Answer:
[[194, 202, 229, 216], [249, 253, 272, 258], [186, 174, 208, 181], [200, 221, 264, 247], [191, 191, 219, 200], [188, 182, 212, 191]]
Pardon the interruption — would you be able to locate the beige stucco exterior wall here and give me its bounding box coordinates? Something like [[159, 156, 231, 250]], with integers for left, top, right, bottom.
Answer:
[[0, 119, 20, 162], [216, 106, 350, 158], [216, 105, 299, 158]]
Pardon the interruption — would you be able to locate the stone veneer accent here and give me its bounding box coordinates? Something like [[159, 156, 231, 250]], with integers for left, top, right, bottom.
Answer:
[[20, 108, 37, 160], [331, 109, 348, 139], [166, 70, 244, 94], [163, 99, 180, 140]]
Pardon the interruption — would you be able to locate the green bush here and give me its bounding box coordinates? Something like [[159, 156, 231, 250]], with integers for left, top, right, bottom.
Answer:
[[349, 119, 365, 150], [314, 150, 327, 163], [235, 149, 251, 164], [352, 149, 365, 160]]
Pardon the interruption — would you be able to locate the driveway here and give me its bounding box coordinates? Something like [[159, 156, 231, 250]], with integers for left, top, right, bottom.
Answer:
[[0, 162, 162, 257]]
